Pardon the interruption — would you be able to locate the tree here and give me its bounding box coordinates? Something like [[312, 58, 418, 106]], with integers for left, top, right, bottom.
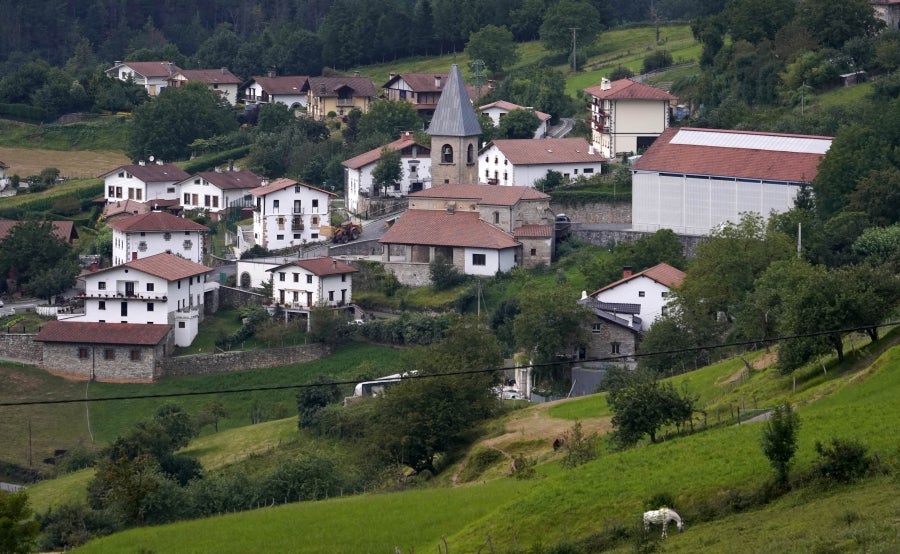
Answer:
[[196, 400, 227, 433], [429, 255, 465, 291], [725, 0, 795, 44], [256, 103, 296, 133], [540, 0, 603, 55], [464, 25, 519, 76], [853, 223, 900, 269], [370, 146, 402, 197], [608, 376, 695, 447], [358, 101, 421, 142], [533, 169, 564, 192], [0, 220, 79, 299], [496, 108, 540, 139], [308, 303, 352, 347], [127, 82, 238, 162], [514, 285, 588, 364], [795, 0, 882, 49], [152, 404, 197, 450], [760, 403, 800, 485], [481, 65, 575, 122], [846, 167, 900, 227], [296, 376, 342, 431], [0, 491, 40, 554]]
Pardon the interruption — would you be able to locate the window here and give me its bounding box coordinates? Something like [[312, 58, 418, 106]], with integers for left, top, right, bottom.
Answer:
[[467, 144, 474, 164], [574, 169, 579, 175], [212, 197, 219, 208], [472, 253, 486, 266], [78, 347, 89, 359], [98, 281, 106, 290], [108, 186, 116, 197], [638, 291, 645, 297], [341, 274, 346, 282], [312, 216, 319, 225], [328, 291, 334, 301], [183, 193, 190, 204], [138, 241, 147, 251], [592, 323, 602, 333], [611, 342, 621, 354], [130, 349, 141, 361], [583, 168, 594, 174], [147, 303, 154, 312], [98, 301, 106, 310], [164, 232, 171, 241], [293, 273, 299, 282], [146, 283, 154, 292], [279, 272, 285, 282], [530, 248, 537, 256], [661, 291, 669, 298], [183, 240, 192, 250], [204, 195, 211, 207], [493, 211, 500, 224], [273, 199, 280, 209], [311, 233, 319, 239], [441, 144, 453, 163], [306, 275, 313, 284], [293, 234, 301, 239], [276, 234, 284, 240], [312, 199, 319, 209], [104, 349, 115, 360], [178, 321, 186, 328]]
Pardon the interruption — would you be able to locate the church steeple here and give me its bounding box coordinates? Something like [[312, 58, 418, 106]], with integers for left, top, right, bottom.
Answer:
[[428, 64, 482, 185]]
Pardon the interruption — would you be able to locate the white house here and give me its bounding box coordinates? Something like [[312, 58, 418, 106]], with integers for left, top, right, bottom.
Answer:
[[176, 168, 265, 217], [105, 61, 180, 96], [108, 211, 209, 266], [241, 75, 309, 110], [75, 253, 218, 347], [268, 256, 359, 309], [168, 68, 242, 105], [631, 127, 832, 235], [100, 161, 190, 204], [341, 132, 431, 213], [479, 137, 604, 188], [249, 178, 335, 251], [583, 78, 677, 159], [589, 263, 686, 331], [478, 100, 551, 139], [0, 160, 9, 190]]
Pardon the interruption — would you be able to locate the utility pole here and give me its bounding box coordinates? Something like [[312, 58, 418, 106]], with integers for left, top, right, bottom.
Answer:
[[470, 59, 486, 99], [570, 28, 579, 72]]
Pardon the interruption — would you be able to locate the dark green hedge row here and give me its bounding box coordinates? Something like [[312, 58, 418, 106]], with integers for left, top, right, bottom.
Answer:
[[181, 146, 252, 174], [549, 190, 632, 204], [0, 102, 50, 123], [0, 183, 103, 219]]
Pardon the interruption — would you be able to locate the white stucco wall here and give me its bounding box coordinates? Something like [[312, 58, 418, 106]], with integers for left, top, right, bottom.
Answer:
[[593, 276, 674, 331], [252, 187, 330, 250], [478, 145, 603, 187], [111, 229, 206, 266]]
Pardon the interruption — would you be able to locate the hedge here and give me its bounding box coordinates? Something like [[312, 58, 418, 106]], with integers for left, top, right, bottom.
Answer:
[[181, 146, 252, 174]]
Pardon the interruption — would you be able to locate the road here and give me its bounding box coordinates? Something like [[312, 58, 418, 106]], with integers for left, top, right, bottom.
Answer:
[[547, 117, 575, 138]]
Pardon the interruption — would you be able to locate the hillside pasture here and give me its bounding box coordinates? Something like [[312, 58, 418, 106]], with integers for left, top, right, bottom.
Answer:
[[0, 146, 128, 180]]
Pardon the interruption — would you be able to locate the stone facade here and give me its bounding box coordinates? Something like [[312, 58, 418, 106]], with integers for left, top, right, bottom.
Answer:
[[550, 201, 631, 225], [583, 320, 639, 369], [40, 336, 174, 382], [573, 227, 702, 259], [0, 334, 43, 362]]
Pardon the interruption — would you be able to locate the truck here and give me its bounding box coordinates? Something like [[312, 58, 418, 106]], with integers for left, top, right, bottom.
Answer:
[[320, 220, 363, 243]]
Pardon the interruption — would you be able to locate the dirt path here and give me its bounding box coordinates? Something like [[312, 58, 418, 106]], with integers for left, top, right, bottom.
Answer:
[[0, 146, 128, 179]]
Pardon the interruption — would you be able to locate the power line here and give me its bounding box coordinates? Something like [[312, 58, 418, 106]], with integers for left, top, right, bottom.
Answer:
[[0, 321, 895, 408]]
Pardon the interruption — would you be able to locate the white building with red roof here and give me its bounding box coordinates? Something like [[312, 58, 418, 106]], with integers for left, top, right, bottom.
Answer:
[[583, 77, 677, 158], [589, 263, 686, 331], [109, 211, 210, 265], [266, 256, 359, 310], [105, 61, 180, 96], [479, 137, 604, 187], [379, 184, 556, 284], [631, 127, 832, 235], [341, 132, 432, 213], [248, 178, 335, 251], [168, 68, 242, 105], [478, 100, 552, 139], [72, 252, 217, 347], [242, 75, 310, 110], [175, 167, 265, 217], [100, 161, 191, 204], [383, 72, 483, 118]]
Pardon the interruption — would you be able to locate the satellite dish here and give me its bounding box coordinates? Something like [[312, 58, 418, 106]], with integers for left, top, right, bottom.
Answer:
[[149, 155, 155, 162]]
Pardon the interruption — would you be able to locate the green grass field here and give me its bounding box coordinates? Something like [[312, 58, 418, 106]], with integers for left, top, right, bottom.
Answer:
[[70, 338, 900, 553]]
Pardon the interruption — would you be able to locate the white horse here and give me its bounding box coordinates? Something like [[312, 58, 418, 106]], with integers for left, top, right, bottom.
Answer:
[[643, 507, 684, 538]]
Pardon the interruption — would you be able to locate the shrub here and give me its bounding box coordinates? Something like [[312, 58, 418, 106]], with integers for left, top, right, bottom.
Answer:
[[429, 255, 465, 291], [510, 454, 536, 480], [609, 66, 634, 80], [458, 448, 504, 483], [814, 438, 872, 483], [642, 50, 673, 73], [559, 421, 599, 469]]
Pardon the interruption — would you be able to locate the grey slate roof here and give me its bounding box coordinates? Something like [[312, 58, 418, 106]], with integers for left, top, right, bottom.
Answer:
[[426, 64, 482, 138]]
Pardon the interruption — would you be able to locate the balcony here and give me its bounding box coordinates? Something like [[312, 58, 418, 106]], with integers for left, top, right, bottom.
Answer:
[[80, 291, 168, 302], [336, 98, 355, 107], [291, 217, 304, 231]]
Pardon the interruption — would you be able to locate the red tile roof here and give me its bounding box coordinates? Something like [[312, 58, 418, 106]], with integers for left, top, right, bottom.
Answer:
[[89, 252, 212, 281], [584, 78, 677, 100], [514, 224, 553, 238], [485, 137, 604, 165], [383, 73, 483, 101], [410, 184, 549, 206], [175, 68, 241, 85], [249, 178, 335, 197], [103, 200, 150, 220], [100, 163, 190, 183], [590, 263, 686, 296], [271, 256, 359, 276], [306, 77, 377, 98], [379, 210, 519, 249], [0, 220, 77, 243], [342, 134, 431, 169], [249, 75, 309, 95], [632, 127, 832, 183], [117, 61, 181, 78], [108, 211, 209, 232], [478, 100, 552, 122], [36, 320, 171, 345], [193, 169, 265, 190]]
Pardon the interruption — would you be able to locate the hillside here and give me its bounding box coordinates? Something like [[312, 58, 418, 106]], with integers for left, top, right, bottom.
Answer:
[[70, 334, 900, 553]]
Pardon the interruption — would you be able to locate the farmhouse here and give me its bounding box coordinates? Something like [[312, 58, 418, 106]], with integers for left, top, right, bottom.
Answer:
[[248, 178, 335, 251], [105, 61, 180, 96], [583, 77, 676, 159], [168, 68, 242, 105], [631, 127, 832, 235], [267, 256, 359, 311], [175, 167, 265, 218], [478, 100, 551, 139], [108, 211, 209, 265], [478, 137, 604, 187], [0, 220, 78, 244], [241, 74, 309, 111], [100, 161, 190, 204], [382, 72, 483, 118], [589, 263, 686, 331], [342, 132, 431, 214], [305, 76, 376, 120]]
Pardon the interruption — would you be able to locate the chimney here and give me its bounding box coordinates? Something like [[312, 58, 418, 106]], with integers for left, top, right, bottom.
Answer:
[[221, 67, 226, 74], [354, 70, 360, 77], [332, 259, 337, 269], [268, 68, 276, 78], [622, 266, 633, 278], [601, 77, 611, 90], [228, 159, 234, 171], [90, 261, 98, 272], [580, 291, 588, 300], [588, 144, 595, 155], [435, 75, 442, 88], [139, 160, 146, 166], [167, 62, 174, 76], [389, 72, 396, 80]]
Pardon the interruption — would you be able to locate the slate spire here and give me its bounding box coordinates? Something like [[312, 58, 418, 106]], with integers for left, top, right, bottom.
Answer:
[[427, 64, 482, 137]]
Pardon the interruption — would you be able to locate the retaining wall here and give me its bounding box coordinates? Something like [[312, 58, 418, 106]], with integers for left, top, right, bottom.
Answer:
[[159, 343, 329, 377], [0, 334, 43, 362]]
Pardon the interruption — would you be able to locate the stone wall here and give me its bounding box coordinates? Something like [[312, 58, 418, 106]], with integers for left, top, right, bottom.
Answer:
[[218, 285, 268, 309], [0, 334, 43, 362], [383, 261, 432, 287], [328, 238, 382, 257], [574, 228, 703, 258], [159, 343, 329, 377], [551, 201, 631, 225], [40, 342, 166, 382]]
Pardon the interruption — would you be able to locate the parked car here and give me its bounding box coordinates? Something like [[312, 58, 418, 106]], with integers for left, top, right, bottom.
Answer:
[[554, 214, 572, 240]]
